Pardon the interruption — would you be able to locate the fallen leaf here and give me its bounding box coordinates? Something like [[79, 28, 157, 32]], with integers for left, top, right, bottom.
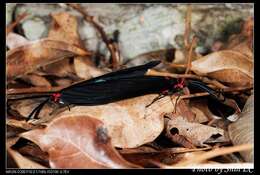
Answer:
[[21, 73, 52, 87], [6, 118, 36, 131], [56, 94, 175, 148], [74, 56, 105, 79], [190, 107, 209, 123], [173, 144, 253, 167], [7, 39, 90, 81], [241, 16, 253, 45], [48, 12, 84, 48], [174, 99, 195, 122], [6, 32, 30, 49], [228, 40, 253, 59], [190, 99, 219, 122], [39, 59, 75, 78], [7, 147, 47, 168], [191, 50, 253, 87], [20, 116, 140, 168], [54, 78, 73, 87], [167, 116, 225, 147], [228, 95, 254, 162]]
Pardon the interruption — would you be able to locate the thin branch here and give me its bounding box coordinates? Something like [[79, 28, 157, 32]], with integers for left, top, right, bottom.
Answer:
[[7, 86, 65, 95], [146, 69, 227, 89], [6, 12, 27, 36], [184, 5, 192, 49], [173, 144, 253, 167], [67, 3, 120, 69], [185, 36, 197, 75]]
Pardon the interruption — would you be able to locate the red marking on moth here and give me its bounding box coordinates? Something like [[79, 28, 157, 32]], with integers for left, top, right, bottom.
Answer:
[[174, 79, 185, 89], [51, 93, 61, 102]]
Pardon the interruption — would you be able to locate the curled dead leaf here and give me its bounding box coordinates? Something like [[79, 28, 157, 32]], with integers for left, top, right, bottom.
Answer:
[[191, 50, 253, 87], [48, 12, 84, 48], [7, 39, 90, 81], [228, 95, 254, 162], [7, 147, 47, 168], [166, 116, 225, 147], [6, 32, 30, 49], [39, 59, 75, 78], [74, 56, 105, 79], [20, 116, 140, 168], [21, 74, 52, 87]]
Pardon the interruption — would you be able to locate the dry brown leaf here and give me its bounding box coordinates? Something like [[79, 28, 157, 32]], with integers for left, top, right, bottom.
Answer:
[[167, 116, 225, 147], [56, 94, 175, 148], [54, 78, 73, 87], [228, 95, 254, 162], [6, 32, 30, 49], [39, 59, 75, 78], [21, 74, 52, 87], [7, 39, 90, 81], [228, 40, 253, 59], [74, 56, 105, 79], [190, 107, 209, 123], [48, 12, 84, 48], [7, 147, 47, 168], [190, 99, 220, 122], [191, 50, 253, 87], [241, 17, 253, 40], [7, 118, 36, 131], [20, 116, 140, 168], [173, 144, 253, 167], [174, 98, 195, 122]]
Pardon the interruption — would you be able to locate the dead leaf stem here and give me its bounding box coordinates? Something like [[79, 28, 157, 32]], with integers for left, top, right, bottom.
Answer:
[[67, 3, 120, 69], [146, 69, 227, 88], [6, 12, 27, 36], [173, 144, 253, 166]]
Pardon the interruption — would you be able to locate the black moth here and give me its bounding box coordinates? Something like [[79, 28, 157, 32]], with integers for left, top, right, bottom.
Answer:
[[26, 60, 220, 121]]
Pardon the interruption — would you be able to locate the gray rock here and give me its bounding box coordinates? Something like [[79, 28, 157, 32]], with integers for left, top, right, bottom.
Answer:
[[6, 3, 17, 26], [12, 4, 253, 60]]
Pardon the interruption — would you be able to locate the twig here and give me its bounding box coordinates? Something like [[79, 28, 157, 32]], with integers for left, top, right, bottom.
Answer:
[[173, 144, 253, 167], [6, 12, 27, 36], [7, 86, 65, 95], [185, 36, 197, 75], [184, 5, 192, 49], [167, 63, 187, 68], [119, 146, 212, 154], [67, 3, 120, 69], [146, 69, 227, 89], [180, 92, 210, 99]]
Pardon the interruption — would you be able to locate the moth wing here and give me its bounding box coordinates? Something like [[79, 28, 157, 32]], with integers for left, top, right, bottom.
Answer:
[[60, 76, 173, 105], [62, 60, 161, 90]]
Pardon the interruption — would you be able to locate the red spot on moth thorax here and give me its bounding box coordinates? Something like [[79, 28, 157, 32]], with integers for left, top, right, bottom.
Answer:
[[51, 93, 61, 102], [174, 79, 185, 89]]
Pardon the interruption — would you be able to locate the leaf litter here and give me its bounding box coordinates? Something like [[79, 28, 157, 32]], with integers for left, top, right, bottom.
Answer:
[[6, 4, 253, 168]]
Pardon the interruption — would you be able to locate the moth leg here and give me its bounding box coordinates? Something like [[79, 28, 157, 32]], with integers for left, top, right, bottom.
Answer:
[[173, 94, 181, 114], [67, 104, 71, 111], [146, 94, 166, 108]]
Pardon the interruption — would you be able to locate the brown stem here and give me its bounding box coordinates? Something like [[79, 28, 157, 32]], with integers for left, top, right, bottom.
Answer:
[[7, 86, 65, 95], [184, 5, 192, 49], [167, 63, 187, 68], [6, 12, 28, 36], [67, 3, 119, 69], [146, 69, 227, 89], [185, 36, 197, 75]]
